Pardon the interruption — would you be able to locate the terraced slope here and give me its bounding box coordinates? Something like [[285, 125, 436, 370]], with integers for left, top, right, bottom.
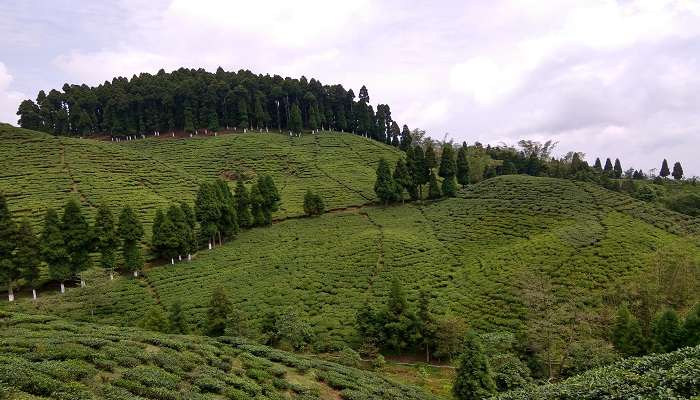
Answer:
[[0, 311, 437, 400], [0, 123, 401, 234], [496, 344, 700, 399], [7, 176, 698, 345]]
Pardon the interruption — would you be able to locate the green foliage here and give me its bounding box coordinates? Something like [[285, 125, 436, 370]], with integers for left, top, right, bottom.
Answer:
[[441, 176, 457, 197], [374, 158, 399, 205], [206, 286, 232, 336], [427, 171, 441, 199], [61, 199, 93, 276], [452, 330, 496, 400], [303, 190, 325, 216], [652, 309, 683, 353], [672, 161, 684, 180], [168, 300, 189, 334], [94, 203, 118, 271], [118, 206, 143, 272], [683, 303, 700, 347], [0, 193, 18, 295], [14, 219, 41, 288], [611, 305, 647, 356], [138, 307, 168, 332], [234, 177, 252, 228], [660, 159, 670, 178], [289, 103, 303, 133], [456, 145, 470, 187], [40, 209, 70, 282]]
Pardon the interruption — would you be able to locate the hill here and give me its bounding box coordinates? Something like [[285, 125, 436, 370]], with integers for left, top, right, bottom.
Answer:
[[0, 123, 401, 235], [6, 175, 698, 346], [496, 344, 700, 399], [0, 311, 437, 400]]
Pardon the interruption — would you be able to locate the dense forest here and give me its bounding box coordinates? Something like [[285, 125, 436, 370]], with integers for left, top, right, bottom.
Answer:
[[15, 67, 406, 145]]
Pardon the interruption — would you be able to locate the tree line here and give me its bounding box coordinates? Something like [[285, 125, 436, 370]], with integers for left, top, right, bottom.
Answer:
[[15, 67, 409, 146]]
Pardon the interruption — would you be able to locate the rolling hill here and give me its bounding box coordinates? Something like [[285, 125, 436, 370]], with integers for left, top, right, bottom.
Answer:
[[0, 311, 437, 400]]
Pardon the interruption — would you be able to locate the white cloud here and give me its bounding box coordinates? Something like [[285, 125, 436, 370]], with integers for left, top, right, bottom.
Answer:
[[0, 62, 25, 126]]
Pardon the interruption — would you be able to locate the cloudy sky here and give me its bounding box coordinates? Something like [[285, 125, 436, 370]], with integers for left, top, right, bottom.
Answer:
[[1, 0, 699, 175]]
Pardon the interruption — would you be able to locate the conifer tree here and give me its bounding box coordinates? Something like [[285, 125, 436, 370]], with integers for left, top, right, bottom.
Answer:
[[441, 176, 457, 197], [417, 289, 435, 362], [613, 158, 623, 178], [439, 143, 456, 178], [258, 175, 280, 225], [303, 190, 325, 216], [672, 162, 684, 180], [180, 202, 197, 258], [399, 124, 412, 151], [206, 286, 232, 336], [404, 146, 420, 200], [168, 300, 189, 334], [456, 145, 470, 187], [452, 330, 497, 400], [604, 158, 613, 175], [374, 158, 398, 205], [660, 159, 670, 178], [412, 145, 430, 197], [594, 157, 602, 171], [0, 193, 18, 301], [94, 203, 119, 277], [15, 219, 41, 300], [158, 213, 180, 263], [195, 182, 221, 248], [682, 303, 700, 347], [61, 199, 93, 284], [167, 204, 190, 259], [41, 209, 70, 293], [392, 158, 412, 202], [250, 183, 266, 226], [289, 103, 303, 133], [212, 179, 238, 241], [151, 208, 166, 258], [425, 142, 437, 170], [428, 171, 442, 199], [611, 305, 647, 356], [138, 306, 169, 332], [652, 309, 682, 353], [118, 206, 144, 275], [234, 177, 252, 228]]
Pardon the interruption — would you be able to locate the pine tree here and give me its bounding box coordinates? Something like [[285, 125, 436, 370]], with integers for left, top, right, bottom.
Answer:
[[412, 145, 430, 197], [374, 158, 398, 205], [603, 158, 613, 175], [15, 219, 41, 299], [180, 202, 197, 258], [61, 199, 93, 282], [250, 183, 266, 227], [151, 208, 166, 258], [167, 204, 190, 258], [399, 124, 412, 151], [41, 209, 70, 292], [138, 306, 169, 332], [456, 145, 470, 187], [289, 103, 303, 133], [652, 309, 682, 353], [195, 182, 221, 247], [452, 330, 497, 400], [425, 143, 437, 170], [611, 305, 647, 356], [392, 158, 412, 202], [258, 175, 280, 225], [168, 300, 190, 334], [672, 162, 684, 180], [441, 176, 457, 197], [234, 177, 252, 228], [118, 206, 144, 274], [613, 158, 623, 178], [438, 143, 456, 178], [158, 213, 180, 262], [594, 158, 602, 171], [417, 289, 435, 362], [428, 171, 442, 199], [682, 303, 700, 347], [94, 203, 119, 276], [0, 193, 18, 301], [660, 159, 670, 178], [207, 286, 232, 336], [303, 190, 325, 216]]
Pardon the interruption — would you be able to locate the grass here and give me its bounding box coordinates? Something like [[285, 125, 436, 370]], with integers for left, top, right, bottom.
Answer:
[[0, 311, 438, 400], [6, 175, 698, 346]]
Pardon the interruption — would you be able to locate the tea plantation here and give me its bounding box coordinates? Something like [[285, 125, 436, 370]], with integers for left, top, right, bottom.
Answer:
[[0, 123, 401, 236], [7, 175, 698, 346], [0, 311, 438, 400], [496, 344, 700, 399]]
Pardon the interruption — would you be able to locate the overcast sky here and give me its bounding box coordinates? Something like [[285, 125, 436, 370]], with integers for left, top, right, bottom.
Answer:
[[1, 0, 698, 175]]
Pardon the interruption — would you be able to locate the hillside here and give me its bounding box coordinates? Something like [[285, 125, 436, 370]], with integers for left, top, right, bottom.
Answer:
[[0, 311, 436, 400], [0, 123, 401, 234], [6, 175, 698, 345], [496, 344, 700, 399]]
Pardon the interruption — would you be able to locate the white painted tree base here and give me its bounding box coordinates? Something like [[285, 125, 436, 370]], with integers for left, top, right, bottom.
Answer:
[[8, 293, 14, 302], [60, 283, 65, 293], [32, 289, 37, 300], [133, 271, 139, 277], [110, 273, 114, 280], [188, 254, 192, 261], [81, 280, 85, 288], [171, 258, 175, 265]]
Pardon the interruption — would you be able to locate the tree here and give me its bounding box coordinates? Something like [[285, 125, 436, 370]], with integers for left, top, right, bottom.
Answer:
[[651, 309, 682, 353], [118, 206, 144, 275], [613, 158, 623, 178], [603, 158, 613, 175], [611, 305, 647, 356], [166, 204, 190, 259], [417, 289, 435, 362], [206, 286, 232, 336], [392, 158, 412, 202], [441, 176, 458, 197], [399, 124, 412, 151], [94, 203, 119, 277], [41, 209, 70, 293], [434, 315, 469, 361], [61, 199, 93, 284], [425, 142, 437, 170], [427, 171, 442, 199], [138, 307, 169, 332], [195, 182, 221, 247], [672, 162, 684, 180], [258, 175, 280, 225], [593, 158, 602, 171], [384, 276, 416, 352], [249, 183, 266, 226], [452, 330, 497, 400], [660, 159, 670, 178], [412, 145, 430, 197], [303, 190, 325, 216], [180, 202, 197, 258], [168, 300, 189, 334], [682, 303, 700, 347], [374, 158, 398, 205], [289, 103, 303, 133], [456, 145, 470, 187], [15, 219, 41, 300], [0, 193, 18, 301], [439, 143, 456, 177], [234, 177, 252, 228]]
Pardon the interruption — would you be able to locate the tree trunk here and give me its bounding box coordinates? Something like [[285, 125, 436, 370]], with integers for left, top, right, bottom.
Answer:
[[81, 279, 85, 288], [60, 282, 65, 293], [425, 344, 430, 363], [178, 254, 182, 261], [171, 258, 175, 265], [208, 241, 212, 250], [188, 254, 192, 261], [133, 270, 139, 277], [110, 273, 114, 280], [8, 286, 14, 302], [32, 289, 37, 300]]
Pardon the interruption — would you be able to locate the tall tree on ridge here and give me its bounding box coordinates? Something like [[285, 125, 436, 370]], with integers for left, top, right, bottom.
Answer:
[[603, 158, 613, 176], [613, 158, 623, 179], [672, 162, 683, 180], [456, 145, 470, 187], [425, 142, 437, 170], [660, 159, 670, 178], [594, 157, 602, 171], [400, 124, 412, 151]]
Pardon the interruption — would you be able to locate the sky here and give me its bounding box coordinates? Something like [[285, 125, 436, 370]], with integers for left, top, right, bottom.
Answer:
[[1, 0, 699, 175]]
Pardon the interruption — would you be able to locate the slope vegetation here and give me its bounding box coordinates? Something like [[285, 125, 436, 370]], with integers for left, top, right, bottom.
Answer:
[[0, 311, 436, 400], [0, 123, 401, 234], [7, 175, 698, 345]]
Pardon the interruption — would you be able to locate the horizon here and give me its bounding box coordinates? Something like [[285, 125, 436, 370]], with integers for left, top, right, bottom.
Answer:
[[1, 0, 699, 175]]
